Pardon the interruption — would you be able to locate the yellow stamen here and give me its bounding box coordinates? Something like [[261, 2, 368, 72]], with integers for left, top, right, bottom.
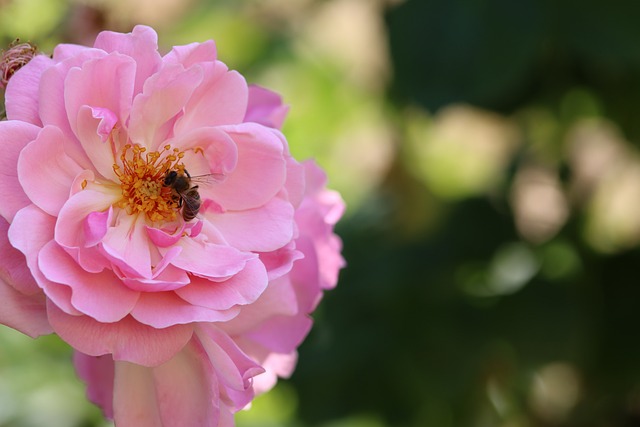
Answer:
[[113, 144, 187, 223]]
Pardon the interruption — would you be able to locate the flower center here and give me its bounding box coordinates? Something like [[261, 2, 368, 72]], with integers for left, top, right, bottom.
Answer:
[[113, 144, 186, 222]]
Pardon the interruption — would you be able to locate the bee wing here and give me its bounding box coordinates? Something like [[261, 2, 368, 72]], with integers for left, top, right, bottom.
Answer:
[[190, 173, 227, 185], [180, 191, 201, 212]]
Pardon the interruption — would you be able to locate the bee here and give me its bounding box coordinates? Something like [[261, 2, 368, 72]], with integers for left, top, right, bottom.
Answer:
[[163, 169, 222, 221]]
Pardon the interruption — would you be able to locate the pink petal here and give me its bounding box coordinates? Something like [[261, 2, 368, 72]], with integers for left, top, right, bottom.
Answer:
[[196, 324, 264, 409], [175, 257, 268, 311], [207, 195, 295, 252], [0, 278, 51, 338], [146, 224, 185, 248], [112, 343, 218, 427], [64, 53, 136, 137], [0, 120, 40, 222], [200, 123, 286, 211], [120, 263, 191, 293], [244, 84, 289, 129], [246, 312, 313, 354], [221, 276, 298, 336], [289, 236, 323, 311], [101, 211, 153, 278], [165, 126, 238, 176], [84, 206, 113, 247], [284, 156, 306, 209], [9, 205, 81, 315], [39, 49, 106, 168], [5, 54, 52, 125], [0, 214, 51, 338], [54, 188, 121, 249], [38, 240, 140, 322], [174, 61, 248, 134], [52, 43, 90, 62], [18, 126, 84, 217], [0, 216, 39, 295], [128, 63, 203, 150], [259, 242, 304, 281], [170, 236, 254, 280], [93, 25, 162, 96], [74, 352, 115, 419], [48, 301, 194, 367], [75, 106, 119, 181], [163, 40, 217, 68], [130, 292, 239, 328]]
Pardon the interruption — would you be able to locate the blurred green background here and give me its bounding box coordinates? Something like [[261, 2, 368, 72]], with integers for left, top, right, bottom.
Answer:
[[3, 0, 640, 426]]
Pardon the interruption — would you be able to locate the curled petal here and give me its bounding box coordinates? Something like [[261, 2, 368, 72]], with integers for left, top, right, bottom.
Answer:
[[196, 324, 264, 410], [75, 106, 119, 181], [130, 292, 239, 328], [83, 206, 112, 247], [171, 237, 254, 280], [0, 278, 50, 338], [94, 25, 162, 96], [244, 84, 289, 129], [174, 61, 248, 133], [0, 120, 40, 222], [47, 301, 194, 367], [208, 195, 295, 253], [163, 40, 217, 68], [64, 53, 136, 137], [38, 240, 140, 322], [175, 257, 268, 311], [101, 211, 153, 279], [55, 188, 121, 249], [0, 216, 39, 295], [18, 126, 84, 217], [128, 63, 203, 150], [200, 123, 286, 211]]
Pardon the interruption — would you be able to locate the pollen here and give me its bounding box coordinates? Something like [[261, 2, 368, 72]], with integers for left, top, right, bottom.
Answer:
[[113, 144, 186, 222]]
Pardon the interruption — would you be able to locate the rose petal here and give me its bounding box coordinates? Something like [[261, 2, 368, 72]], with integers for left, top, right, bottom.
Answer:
[[74, 352, 115, 419], [207, 195, 295, 252], [64, 53, 136, 137], [93, 25, 162, 96], [244, 84, 289, 129], [74, 106, 120, 181], [112, 342, 218, 427], [221, 276, 298, 336], [84, 206, 113, 247], [0, 120, 40, 222], [170, 236, 254, 281], [130, 292, 239, 328], [200, 123, 286, 211], [0, 277, 50, 338], [175, 257, 268, 311], [101, 211, 153, 278], [9, 204, 82, 315], [174, 61, 248, 134], [55, 187, 121, 249], [163, 40, 217, 68], [0, 216, 39, 295], [38, 240, 140, 322], [5, 54, 52, 125], [196, 324, 264, 409], [48, 301, 194, 367], [18, 126, 84, 217], [128, 63, 203, 150]]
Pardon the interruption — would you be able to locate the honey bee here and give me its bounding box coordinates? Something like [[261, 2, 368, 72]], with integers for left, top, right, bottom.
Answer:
[[164, 169, 223, 221]]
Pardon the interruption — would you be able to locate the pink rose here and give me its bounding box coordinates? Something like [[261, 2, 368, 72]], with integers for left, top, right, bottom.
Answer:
[[0, 25, 344, 426]]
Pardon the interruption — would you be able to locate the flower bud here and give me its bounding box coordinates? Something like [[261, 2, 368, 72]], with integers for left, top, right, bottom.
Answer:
[[0, 39, 38, 89]]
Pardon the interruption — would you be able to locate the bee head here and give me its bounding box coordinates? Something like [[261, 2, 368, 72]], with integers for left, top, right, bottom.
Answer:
[[164, 170, 178, 186]]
